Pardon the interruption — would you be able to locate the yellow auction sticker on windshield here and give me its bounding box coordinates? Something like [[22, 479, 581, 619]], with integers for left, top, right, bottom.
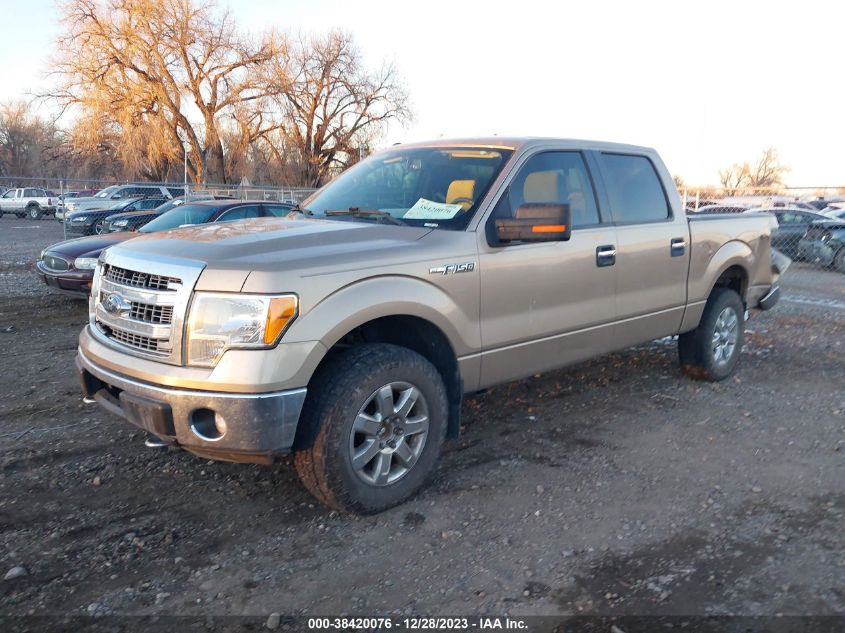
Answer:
[[403, 198, 463, 220]]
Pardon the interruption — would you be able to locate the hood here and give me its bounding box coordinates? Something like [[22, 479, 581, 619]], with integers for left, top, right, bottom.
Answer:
[[45, 232, 137, 259], [111, 216, 434, 291], [811, 219, 845, 229]]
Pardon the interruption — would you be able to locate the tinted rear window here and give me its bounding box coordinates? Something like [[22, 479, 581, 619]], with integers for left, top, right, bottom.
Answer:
[[599, 153, 670, 223]]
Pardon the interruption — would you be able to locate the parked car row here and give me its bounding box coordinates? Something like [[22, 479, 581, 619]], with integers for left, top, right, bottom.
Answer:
[[743, 207, 845, 272], [37, 199, 295, 297], [689, 203, 845, 272]]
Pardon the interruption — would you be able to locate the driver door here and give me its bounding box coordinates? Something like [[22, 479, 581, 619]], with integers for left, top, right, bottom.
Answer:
[[477, 150, 618, 388]]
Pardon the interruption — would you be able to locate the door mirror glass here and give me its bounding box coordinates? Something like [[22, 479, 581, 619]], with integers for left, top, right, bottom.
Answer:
[[495, 203, 571, 242]]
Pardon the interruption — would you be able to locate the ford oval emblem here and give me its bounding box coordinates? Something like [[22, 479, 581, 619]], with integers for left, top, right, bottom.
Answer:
[[103, 293, 131, 316]]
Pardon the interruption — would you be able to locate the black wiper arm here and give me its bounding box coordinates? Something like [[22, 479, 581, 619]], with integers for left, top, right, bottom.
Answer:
[[323, 207, 407, 226], [290, 202, 314, 216]]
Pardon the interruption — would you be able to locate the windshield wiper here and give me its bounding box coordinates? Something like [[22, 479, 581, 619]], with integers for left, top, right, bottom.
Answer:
[[323, 207, 407, 226]]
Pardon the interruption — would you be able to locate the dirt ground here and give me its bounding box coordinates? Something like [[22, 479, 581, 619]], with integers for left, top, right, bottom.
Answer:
[[0, 216, 843, 623]]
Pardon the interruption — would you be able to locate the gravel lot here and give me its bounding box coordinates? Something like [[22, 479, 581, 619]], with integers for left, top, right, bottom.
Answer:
[[0, 216, 843, 623]]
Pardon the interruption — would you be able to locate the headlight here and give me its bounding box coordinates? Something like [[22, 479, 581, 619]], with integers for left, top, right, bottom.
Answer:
[[74, 257, 98, 270], [73, 216, 88, 222], [113, 220, 128, 227], [186, 293, 298, 367]]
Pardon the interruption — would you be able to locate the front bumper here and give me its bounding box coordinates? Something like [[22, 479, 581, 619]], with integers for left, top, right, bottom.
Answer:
[[797, 238, 836, 266], [76, 348, 307, 464], [36, 262, 93, 298]]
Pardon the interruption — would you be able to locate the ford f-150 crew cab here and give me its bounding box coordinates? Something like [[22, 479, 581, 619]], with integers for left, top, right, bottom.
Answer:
[[76, 138, 785, 513]]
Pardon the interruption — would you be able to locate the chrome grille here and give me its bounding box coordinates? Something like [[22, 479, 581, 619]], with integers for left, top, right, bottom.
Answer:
[[130, 302, 174, 324], [105, 265, 180, 291], [42, 255, 69, 271], [92, 250, 204, 365], [96, 321, 168, 355]]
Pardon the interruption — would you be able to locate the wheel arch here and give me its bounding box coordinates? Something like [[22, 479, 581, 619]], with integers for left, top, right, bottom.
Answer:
[[287, 277, 476, 450], [682, 240, 752, 333]]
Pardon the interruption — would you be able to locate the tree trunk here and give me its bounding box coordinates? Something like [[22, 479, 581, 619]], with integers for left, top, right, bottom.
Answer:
[[204, 119, 226, 184]]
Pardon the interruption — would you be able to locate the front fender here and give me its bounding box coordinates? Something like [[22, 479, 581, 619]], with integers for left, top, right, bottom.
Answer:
[[283, 274, 481, 377]]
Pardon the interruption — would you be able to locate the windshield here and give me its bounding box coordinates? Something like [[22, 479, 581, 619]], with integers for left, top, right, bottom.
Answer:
[[95, 186, 119, 198], [140, 204, 217, 233], [303, 146, 513, 230]]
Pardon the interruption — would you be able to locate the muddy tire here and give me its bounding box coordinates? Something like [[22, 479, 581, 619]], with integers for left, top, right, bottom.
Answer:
[[679, 287, 744, 382], [294, 343, 448, 514]]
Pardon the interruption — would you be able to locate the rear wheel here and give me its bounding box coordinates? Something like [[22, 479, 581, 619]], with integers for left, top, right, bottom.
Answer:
[[27, 204, 42, 220], [679, 287, 744, 381], [294, 343, 448, 514]]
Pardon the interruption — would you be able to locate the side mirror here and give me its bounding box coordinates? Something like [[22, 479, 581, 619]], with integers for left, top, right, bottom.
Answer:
[[495, 203, 571, 242]]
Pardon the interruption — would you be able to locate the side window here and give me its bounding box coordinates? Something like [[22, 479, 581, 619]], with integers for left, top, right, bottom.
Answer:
[[491, 151, 600, 228], [24, 189, 37, 197], [216, 205, 261, 222], [778, 213, 801, 225], [598, 153, 670, 223], [264, 204, 294, 217]]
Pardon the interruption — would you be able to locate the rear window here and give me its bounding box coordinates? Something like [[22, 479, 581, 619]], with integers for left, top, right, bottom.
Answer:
[[599, 153, 670, 223]]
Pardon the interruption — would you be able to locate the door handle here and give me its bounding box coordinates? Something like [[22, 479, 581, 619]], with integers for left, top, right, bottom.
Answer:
[[596, 245, 616, 267], [671, 238, 686, 257]]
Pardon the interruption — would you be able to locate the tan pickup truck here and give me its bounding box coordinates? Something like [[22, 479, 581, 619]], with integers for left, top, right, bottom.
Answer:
[[76, 138, 785, 513]]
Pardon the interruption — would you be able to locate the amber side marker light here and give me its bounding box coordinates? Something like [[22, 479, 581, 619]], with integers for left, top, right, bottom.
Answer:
[[531, 224, 567, 233], [264, 296, 298, 344]]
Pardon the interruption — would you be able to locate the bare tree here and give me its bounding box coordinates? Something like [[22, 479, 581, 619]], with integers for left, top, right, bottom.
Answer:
[[0, 101, 53, 178], [50, 0, 284, 184], [268, 30, 411, 187], [747, 147, 788, 189], [718, 148, 788, 195], [718, 162, 750, 195]]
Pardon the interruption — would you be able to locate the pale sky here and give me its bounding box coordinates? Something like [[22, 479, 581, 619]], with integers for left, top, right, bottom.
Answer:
[[3, 0, 843, 187]]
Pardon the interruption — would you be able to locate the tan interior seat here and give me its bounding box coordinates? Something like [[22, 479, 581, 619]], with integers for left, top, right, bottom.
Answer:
[[523, 171, 560, 203], [446, 179, 476, 211]]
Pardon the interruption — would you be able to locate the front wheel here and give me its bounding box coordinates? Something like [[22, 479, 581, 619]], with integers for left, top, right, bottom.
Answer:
[[92, 219, 105, 235], [679, 287, 744, 381], [294, 343, 448, 514]]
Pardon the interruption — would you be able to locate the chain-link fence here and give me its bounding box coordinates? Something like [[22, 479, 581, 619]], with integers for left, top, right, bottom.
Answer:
[[0, 175, 317, 239], [681, 186, 845, 272], [2, 175, 843, 273]]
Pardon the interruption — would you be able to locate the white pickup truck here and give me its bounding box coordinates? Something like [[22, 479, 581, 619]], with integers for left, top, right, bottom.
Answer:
[[0, 188, 57, 219]]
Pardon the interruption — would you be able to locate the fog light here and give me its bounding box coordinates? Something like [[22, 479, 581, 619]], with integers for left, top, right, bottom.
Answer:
[[189, 408, 227, 441]]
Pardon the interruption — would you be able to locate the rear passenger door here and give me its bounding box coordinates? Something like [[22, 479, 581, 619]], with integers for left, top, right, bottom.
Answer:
[[592, 152, 689, 345]]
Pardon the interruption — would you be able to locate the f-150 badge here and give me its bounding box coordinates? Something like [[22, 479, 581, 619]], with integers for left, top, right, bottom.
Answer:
[[429, 262, 475, 275]]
